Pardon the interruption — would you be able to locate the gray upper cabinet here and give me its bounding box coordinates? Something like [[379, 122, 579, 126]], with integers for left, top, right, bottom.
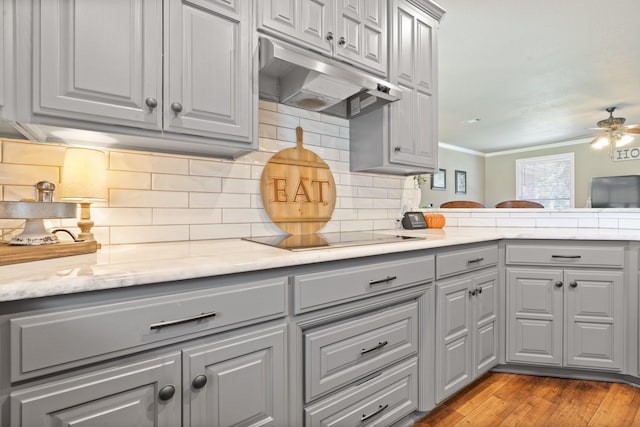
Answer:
[[258, 0, 334, 55], [349, 0, 444, 175], [165, 0, 253, 140], [334, 0, 387, 75], [1, 0, 15, 121], [33, 0, 163, 129], [16, 0, 256, 157], [389, 0, 438, 169], [258, 0, 387, 76]]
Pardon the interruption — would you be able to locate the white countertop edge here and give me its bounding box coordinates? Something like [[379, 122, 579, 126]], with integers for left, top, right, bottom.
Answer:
[[1, 227, 639, 302]]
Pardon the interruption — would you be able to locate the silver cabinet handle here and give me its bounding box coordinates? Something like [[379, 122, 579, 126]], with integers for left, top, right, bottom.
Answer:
[[467, 257, 484, 264], [325, 31, 334, 41], [394, 146, 401, 152], [369, 276, 397, 286], [171, 102, 183, 114], [158, 384, 176, 401], [145, 97, 158, 110], [338, 36, 346, 46], [150, 311, 217, 330], [361, 404, 389, 422], [469, 289, 477, 296], [551, 255, 581, 259], [361, 340, 388, 355]]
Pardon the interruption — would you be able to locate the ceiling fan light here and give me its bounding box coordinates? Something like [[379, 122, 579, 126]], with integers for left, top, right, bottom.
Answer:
[[591, 135, 610, 149], [615, 134, 634, 147]]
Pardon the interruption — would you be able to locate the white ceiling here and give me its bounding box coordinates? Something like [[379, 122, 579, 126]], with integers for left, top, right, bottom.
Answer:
[[436, 0, 640, 153]]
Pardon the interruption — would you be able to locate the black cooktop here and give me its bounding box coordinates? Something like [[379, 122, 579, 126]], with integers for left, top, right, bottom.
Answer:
[[243, 231, 424, 251]]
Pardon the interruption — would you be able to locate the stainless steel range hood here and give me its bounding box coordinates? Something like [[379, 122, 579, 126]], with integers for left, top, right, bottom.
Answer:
[[258, 36, 402, 119]]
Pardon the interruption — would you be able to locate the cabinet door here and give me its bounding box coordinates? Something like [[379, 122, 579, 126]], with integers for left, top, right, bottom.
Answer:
[[335, 0, 387, 75], [258, 0, 333, 54], [388, 0, 438, 169], [435, 277, 472, 403], [507, 268, 563, 366], [11, 352, 181, 427], [473, 270, 499, 376], [1, 0, 11, 120], [34, 0, 162, 129], [165, 0, 254, 142], [564, 269, 624, 371], [182, 324, 287, 427]]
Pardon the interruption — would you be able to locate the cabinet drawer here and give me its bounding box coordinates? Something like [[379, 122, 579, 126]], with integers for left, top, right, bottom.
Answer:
[[293, 254, 433, 314], [304, 357, 418, 427], [506, 243, 625, 268], [304, 301, 418, 402], [10, 278, 287, 381], [436, 244, 499, 279]]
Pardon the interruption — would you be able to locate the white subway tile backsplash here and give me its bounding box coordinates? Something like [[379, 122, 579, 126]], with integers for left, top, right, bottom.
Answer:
[[535, 218, 578, 228], [3, 185, 41, 201], [154, 208, 221, 225], [259, 100, 277, 111], [258, 123, 277, 139], [259, 109, 300, 128], [221, 178, 259, 194], [190, 223, 251, 240], [190, 160, 251, 179], [93, 207, 153, 226], [110, 225, 189, 244], [340, 220, 374, 232], [357, 186, 388, 199], [321, 135, 349, 150], [277, 104, 322, 121], [110, 189, 188, 208], [110, 151, 189, 174], [107, 170, 151, 190], [299, 118, 341, 137], [190, 192, 251, 209], [222, 208, 268, 223], [3, 142, 66, 165], [152, 174, 222, 192], [0, 164, 59, 186]]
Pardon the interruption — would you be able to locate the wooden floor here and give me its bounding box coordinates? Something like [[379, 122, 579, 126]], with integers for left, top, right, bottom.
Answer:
[[413, 372, 640, 427]]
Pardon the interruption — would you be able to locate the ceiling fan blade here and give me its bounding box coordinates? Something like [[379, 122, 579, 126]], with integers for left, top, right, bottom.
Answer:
[[622, 128, 640, 134]]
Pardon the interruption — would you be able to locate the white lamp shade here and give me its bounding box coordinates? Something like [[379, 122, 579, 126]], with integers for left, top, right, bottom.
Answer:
[[60, 148, 108, 201]]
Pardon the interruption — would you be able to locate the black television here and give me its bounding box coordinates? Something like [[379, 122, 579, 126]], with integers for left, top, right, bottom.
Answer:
[[591, 175, 640, 208]]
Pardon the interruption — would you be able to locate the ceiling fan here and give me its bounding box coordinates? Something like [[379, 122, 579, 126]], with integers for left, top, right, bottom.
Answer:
[[590, 107, 640, 150]]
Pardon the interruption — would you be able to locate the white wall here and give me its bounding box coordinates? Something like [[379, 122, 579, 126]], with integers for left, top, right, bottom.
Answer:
[[0, 102, 408, 245]]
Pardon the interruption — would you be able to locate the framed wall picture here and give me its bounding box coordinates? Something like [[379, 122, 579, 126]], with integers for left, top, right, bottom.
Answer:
[[431, 168, 446, 190], [455, 170, 467, 194]]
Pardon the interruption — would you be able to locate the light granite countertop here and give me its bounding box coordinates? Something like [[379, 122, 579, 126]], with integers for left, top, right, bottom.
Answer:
[[1, 227, 639, 303]]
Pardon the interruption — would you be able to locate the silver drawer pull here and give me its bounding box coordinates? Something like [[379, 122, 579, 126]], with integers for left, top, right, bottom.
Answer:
[[150, 311, 217, 330], [551, 255, 582, 259], [361, 340, 388, 355], [361, 404, 389, 422], [369, 276, 397, 286], [467, 257, 484, 264]]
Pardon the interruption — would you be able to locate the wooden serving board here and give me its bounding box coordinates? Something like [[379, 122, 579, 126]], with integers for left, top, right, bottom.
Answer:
[[0, 240, 98, 266], [260, 127, 336, 234]]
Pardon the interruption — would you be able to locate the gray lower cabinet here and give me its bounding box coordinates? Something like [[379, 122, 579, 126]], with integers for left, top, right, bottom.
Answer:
[[182, 324, 287, 427], [505, 241, 626, 372], [10, 323, 287, 427], [11, 352, 183, 427], [435, 268, 499, 403], [506, 267, 624, 371]]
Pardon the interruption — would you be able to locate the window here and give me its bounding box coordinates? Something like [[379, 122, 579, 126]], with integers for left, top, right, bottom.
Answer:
[[515, 153, 574, 208]]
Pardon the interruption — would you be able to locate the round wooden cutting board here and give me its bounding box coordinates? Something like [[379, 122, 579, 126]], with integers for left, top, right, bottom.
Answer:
[[260, 127, 336, 234]]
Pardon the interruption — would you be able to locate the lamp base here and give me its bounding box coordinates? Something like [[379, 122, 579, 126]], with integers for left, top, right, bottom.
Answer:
[[10, 218, 60, 246]]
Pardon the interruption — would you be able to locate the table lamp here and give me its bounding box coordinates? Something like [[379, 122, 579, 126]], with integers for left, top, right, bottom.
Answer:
[[60, 147, 107, 246]]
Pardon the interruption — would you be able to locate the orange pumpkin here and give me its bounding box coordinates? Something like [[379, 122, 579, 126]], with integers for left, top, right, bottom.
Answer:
[[424, 213, 446, 229]]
